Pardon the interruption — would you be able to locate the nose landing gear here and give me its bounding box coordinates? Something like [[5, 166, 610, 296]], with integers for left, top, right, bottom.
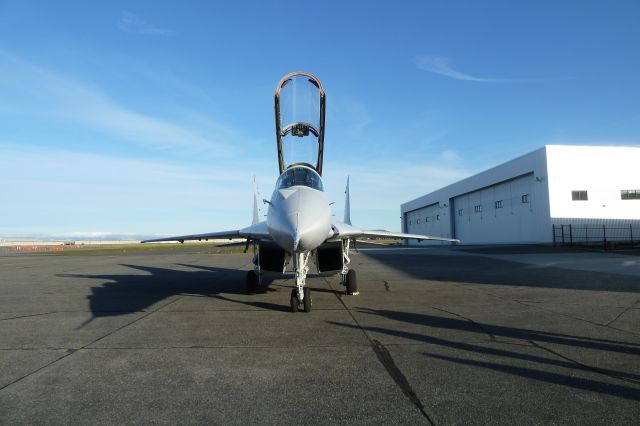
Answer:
[[290, 251, 312, 313]]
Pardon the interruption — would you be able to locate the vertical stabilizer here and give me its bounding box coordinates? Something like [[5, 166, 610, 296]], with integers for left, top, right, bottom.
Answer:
[[344, 176, 351, 225], [252, 177, 260, 225]]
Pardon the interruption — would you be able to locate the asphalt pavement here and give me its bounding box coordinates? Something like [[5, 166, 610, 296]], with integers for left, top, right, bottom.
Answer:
[[1, 245, 639, 424]]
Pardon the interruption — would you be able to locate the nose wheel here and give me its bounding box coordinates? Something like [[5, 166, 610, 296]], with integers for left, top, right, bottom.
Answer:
[[290, 287, 311, 312], [290, 289, 299, 312]]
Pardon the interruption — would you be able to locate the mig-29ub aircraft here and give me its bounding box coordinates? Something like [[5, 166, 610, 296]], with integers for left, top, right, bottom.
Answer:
[[142, 72, 459, 312]]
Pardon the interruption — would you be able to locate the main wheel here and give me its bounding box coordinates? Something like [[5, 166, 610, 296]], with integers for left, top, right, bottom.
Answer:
[[245, 270, 258, 294], [303, 287, 312, 312], [290, 289, 299, 313], [346, 270, 359, 295]]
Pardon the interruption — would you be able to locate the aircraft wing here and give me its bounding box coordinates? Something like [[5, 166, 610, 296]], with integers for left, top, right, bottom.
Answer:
[[330, 221, 459, 243], [141, 221, 271, 243], [333, 179, 459, 244]]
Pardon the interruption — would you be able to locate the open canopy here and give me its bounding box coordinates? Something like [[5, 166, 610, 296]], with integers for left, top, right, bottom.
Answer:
[[275, 72, 326, 175]]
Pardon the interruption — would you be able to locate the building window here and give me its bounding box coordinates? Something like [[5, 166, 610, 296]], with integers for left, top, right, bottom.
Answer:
[[425, 217, 431, 222], [474, 205, 482, 213], [436, 214, 440, 221], [571, 190, 588, 201], [458, 209, 464, 216], [621, 189, 640, 200], [409, 220, 412, 225], [522, 194, 529, 203], [495, 200, 503, 209], [416, 219, 421, 224]]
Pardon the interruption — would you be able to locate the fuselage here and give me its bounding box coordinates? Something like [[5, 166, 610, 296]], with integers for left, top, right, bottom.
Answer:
[[266, 165, 332, 253]]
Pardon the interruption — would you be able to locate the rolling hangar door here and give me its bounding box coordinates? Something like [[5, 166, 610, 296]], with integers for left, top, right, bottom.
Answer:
[[452, 173, 536, 244], [405, 202, 451, 243]]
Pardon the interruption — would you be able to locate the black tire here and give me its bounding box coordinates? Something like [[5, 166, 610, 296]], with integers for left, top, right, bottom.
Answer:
[[303, 287, 312, 312], [346, 270, 359, 295], [246, 270, 258, 294], [290, 289, 299, 313]]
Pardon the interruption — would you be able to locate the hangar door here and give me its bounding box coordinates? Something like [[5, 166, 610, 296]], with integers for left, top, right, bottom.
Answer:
[[452, 173, 536, 244], [405, 202, 451, 244]]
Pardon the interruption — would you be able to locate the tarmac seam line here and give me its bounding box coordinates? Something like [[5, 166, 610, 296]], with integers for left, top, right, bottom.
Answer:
[[0, 293, 186, 393], [0, 311, 59, 321], [0, 351, 73, 393]]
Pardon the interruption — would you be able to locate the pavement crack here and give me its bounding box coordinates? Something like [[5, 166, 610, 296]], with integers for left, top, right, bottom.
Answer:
[[371, 339, 435, 425], [606, 297, 640, 327], [324, 277, 435, 424], [433, 306, 496, 342], [486, 293, 640, 337], [383, 281, 390, 291], [528, 340, 640, 386]]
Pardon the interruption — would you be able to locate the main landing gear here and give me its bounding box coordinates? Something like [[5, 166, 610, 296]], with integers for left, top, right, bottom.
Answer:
[[342, 269, 358, 295], [247, 239, 359, 312], [246, 241, 262, 294], [340, 239, 359, 295], [246, 270, 260, 294]]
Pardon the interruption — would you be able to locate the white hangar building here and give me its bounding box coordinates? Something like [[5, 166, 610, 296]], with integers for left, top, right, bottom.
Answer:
[[400, 145, 640, 245]]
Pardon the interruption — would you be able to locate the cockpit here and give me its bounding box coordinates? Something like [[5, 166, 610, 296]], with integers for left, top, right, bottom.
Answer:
[[276, 165, 324, 192]]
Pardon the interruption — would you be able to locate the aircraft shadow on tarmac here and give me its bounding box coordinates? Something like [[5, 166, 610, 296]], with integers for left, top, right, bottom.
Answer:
[[329, 308, 640, 402], [59, 263, 250, 318], [58, 263, 339, 318], [360, 250, 640, 293]]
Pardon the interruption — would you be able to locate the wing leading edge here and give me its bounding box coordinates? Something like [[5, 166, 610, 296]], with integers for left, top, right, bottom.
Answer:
[[141, 221, 270, 244], [330, 220, 459, 243]]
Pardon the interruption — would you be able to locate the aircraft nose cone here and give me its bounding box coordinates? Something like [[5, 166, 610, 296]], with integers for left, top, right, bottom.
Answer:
[[292, 234, 300, 252], [268, 187, 332, 253], [292, 211, 326, 252]]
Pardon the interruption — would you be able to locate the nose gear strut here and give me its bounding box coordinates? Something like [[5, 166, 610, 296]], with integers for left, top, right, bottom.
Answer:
[[290, 251, 312, 312]]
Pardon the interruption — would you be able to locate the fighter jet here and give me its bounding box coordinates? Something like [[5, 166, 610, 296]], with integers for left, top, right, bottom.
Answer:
[[142, 72, 458, 312]]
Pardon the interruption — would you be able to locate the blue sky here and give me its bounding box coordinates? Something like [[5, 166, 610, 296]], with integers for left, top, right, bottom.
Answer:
[[1, 0, 639, 238]]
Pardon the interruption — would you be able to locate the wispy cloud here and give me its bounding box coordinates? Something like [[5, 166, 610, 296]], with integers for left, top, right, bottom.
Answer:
[[330, 96, 372, 142], [0, 145, 274, 236], [0, 52, 237, 154], [118, 11, 176, 36], [323, 156, 470, 209], [438, 149, 461, 163], [414, 55, 510, 82]]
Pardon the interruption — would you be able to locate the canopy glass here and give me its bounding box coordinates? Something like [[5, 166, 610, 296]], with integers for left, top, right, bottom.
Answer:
[[275, 72, 325, 175], [276, 165, 324, 192]]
